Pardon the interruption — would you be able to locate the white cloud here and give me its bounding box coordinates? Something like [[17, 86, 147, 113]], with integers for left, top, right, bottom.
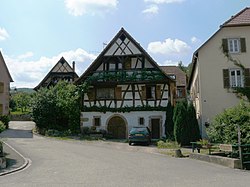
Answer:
[[158, 60, 179, 66], [64, 0, 118, 16], [142, 4, 159, 14], [147, 38, 191, 55], [0, 28, 9, 41], [144, 0, 185, 4], [18, 52, 34, 60], [3, 48, 97, 88], [191, 36, 200, 44]]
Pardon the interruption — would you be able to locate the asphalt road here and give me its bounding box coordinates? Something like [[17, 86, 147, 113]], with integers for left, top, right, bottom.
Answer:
[[0, 121, 250, 187]]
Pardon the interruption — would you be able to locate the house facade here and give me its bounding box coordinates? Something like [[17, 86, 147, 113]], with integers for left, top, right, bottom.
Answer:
[[161, 66, 187, 100], [76, 28, 175, 139], [34, 57, 78, 90], [188, 8, 250, 137], [0, 51, 13, 115]]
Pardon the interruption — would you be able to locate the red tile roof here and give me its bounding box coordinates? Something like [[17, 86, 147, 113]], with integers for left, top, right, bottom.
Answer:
[[222, 7, 250, 27], [160, 66, 187, 87]]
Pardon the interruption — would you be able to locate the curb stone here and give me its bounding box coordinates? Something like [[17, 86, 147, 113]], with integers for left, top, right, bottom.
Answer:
[[0, 141, 30, 176]]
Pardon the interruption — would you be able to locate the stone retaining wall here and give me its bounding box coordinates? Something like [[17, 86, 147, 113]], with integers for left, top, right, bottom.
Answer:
[[190, 153, 242, 169]]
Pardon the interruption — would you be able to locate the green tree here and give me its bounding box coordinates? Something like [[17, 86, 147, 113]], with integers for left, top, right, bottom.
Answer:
[[208, 102, 250, 144], [165, 102, 174, 140], [13, 92, 31, 112], [173, 100, 200, 146], [187, 103, 201, 142], [32, 81, 80, 134]]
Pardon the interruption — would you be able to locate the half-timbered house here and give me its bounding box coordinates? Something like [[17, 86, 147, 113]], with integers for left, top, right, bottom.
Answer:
[[34, 57, 78, 90], [76, 28, 175, 139]]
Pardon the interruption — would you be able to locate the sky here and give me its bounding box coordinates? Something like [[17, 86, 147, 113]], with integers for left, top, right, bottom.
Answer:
[[0, 0, 250, 88]]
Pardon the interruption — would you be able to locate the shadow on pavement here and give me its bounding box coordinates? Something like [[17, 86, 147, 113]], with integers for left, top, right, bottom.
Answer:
[[0, 129, 33, 139]]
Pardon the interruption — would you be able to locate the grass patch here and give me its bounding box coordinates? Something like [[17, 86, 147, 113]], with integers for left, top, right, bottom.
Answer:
[[157, 140, 180, 149]]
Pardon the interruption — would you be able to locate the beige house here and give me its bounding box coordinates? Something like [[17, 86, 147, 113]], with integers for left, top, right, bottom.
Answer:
[[188, 8, 250, 137], [0, 51, 13, 115]]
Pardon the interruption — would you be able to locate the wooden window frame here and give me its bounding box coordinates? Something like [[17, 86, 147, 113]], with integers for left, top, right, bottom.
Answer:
[[93, 116, 101, 127]]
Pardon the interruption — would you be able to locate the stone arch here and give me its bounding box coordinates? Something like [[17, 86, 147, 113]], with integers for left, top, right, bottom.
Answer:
[[106, 114, 128, 139]]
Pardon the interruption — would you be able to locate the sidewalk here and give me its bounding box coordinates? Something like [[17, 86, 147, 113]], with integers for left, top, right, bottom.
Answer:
[[0, 141, 29, 176]]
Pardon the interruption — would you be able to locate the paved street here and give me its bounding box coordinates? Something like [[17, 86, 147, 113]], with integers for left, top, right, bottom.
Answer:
[[0, 121, 250, 187]]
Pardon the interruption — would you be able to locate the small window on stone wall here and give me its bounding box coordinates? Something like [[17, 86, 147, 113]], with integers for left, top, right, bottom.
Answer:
[[93, 117, 101, 126], [138, 117, 144, 125]]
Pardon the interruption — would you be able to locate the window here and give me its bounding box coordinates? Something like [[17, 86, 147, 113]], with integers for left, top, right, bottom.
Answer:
[[230, 69, 243, 87], [228, 39, 240, 53], [138, 117, 144, 125], [93, 117, 101, 126], [146, 86, 155, 99], [0, 104, 3, 115], [124, 58, 131, 70], [177, 89, 183, 98], [222, 38, 246, 54], [0, 82, 4, 93], [96, 88, 114, 99]]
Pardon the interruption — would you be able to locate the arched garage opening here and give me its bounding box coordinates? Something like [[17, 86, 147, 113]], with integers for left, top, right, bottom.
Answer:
[[107, 115, 127, 139]]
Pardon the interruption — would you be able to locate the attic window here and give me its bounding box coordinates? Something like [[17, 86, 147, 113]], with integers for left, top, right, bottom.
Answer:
[[119, 34, 126, 42]]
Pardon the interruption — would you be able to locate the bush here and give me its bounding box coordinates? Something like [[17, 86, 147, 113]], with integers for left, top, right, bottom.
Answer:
[[32, 81, 80, 134], [0, 121, 6, 133], [0, 115, 10, 129], [165, 102, 174, 140], [208, 102, 250, 144]]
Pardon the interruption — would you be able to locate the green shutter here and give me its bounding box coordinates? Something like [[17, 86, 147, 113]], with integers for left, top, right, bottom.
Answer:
[[0, 82, 4, 93], [223, 69, 230, 88], [240, 38, 246, 52], [244, 68, 250, 87], [222, 39, 228, 53]]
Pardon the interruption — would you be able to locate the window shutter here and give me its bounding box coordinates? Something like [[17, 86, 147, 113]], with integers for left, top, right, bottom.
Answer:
[[115, 87, 122, 100], [0, 104, 3, 115], [240, 38, 246, 53], [156, 85, 161, 100], [244, 68, 250, 87], [0, 82, 4, 93], [141, 86, 146, 100], [222, 39, 228, 53], [223, 69, 230, 88], [87, 88, 95, 101]]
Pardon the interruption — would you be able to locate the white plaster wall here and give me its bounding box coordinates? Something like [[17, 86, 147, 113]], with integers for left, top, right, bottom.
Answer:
[[81, 111, 166, 138]]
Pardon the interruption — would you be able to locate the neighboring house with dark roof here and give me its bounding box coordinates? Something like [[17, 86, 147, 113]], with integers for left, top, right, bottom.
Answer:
[[161, 66, 187, 99], [0, 51, 13, 115], [188, 7, 250, 137], [76, 28, 175, 139], [34, 57, 79, 90]]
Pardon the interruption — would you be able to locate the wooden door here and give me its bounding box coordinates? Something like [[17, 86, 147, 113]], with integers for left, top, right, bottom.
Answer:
[[151, 119, 160, 139], [107, 116, 126, 139]]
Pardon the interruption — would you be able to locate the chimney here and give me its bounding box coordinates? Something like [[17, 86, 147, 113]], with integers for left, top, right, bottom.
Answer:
[[72, 61, 75, 72]]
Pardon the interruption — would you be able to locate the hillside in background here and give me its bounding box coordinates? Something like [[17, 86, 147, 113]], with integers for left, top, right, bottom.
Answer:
[[10, 88, 35, 94]]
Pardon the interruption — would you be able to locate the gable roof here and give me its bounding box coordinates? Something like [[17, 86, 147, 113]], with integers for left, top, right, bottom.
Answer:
[[160, 66, 186, 87], [188, 7, 250, 90], [75, 27, 174, 84], [34, 57, 78, 90], [222, 7, 250, 27], [0, 51, 14, 82]]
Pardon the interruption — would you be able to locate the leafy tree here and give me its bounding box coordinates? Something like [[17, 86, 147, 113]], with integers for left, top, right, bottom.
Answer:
[[12, 92, 32, 112], [208, 102, 250, 144], [165, 102, 174, 140], [32, 81, 80, 134]]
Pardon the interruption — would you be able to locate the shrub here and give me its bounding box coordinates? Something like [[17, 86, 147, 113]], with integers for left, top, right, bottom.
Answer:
[[32, 81, 80, 134], [208, 102, 250, 144], [0, 115, 10, 129], [173, 100, 201, 146], [0, 121, 6, 133], [165, 102, 174, 140]]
